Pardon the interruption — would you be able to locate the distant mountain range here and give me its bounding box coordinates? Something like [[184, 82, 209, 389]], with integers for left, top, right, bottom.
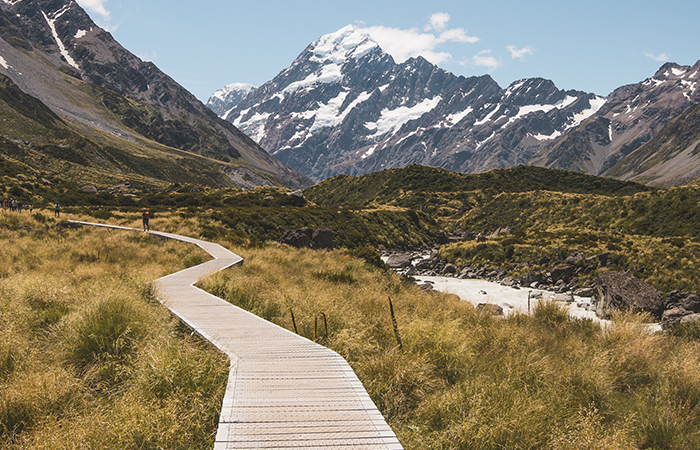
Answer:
[[0, 0, 311, 190], [209, 25, 700, 186]]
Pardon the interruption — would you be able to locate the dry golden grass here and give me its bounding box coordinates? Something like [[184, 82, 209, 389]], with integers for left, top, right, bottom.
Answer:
[[0, 210, 227, 449], [200, 243, 700, 450]]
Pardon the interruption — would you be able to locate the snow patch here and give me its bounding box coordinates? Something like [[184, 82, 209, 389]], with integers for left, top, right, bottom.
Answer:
[[474, 105, 500, 126], [293, 90, 371, 133], [446, 107, 473, 125], [529, 131, 562, 141], [361, 145, 377, 159], [283, 63, 343, 94], [566, 96, 607, 129], [671, 68, 686, 77], [237, 112, 270, 143], [366, 96, 442, 137], [0, 56, 10, 70], [74, 29, 88, 39], [42, 10, 80, 71]]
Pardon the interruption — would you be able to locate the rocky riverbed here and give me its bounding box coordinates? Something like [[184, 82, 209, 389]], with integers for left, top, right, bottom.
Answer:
[[382, 247, 694, 332]]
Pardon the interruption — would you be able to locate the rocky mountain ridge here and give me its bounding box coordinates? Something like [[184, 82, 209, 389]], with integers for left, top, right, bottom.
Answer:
[[211, 25, 699, 185], [0, 0, 311, 189]]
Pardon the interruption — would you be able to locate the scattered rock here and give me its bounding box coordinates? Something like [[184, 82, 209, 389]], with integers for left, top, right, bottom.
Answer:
[[574, 288, 595, 298], [278, 227, 334, 250], [683, 294, 700, 313], [386, 253, 414, 269], [442, 263, 457, 274], [662, 307, 691, 329], [81, 185, 98, 194], [476, 303, 504, 315], [593, 271, 664, 319], [284, 189, 306, 206], [680, 313, 700, 325]]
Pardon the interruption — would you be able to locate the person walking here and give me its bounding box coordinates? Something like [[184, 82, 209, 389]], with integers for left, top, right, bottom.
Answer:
[[142, 208, 150, 232], [54, 202, 60, 218]]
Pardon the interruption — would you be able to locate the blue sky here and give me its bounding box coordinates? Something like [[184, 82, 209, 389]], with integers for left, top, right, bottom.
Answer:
[[76, 0, 699, 103]]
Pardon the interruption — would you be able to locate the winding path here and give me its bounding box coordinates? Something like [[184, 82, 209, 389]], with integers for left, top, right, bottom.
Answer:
[[70, 221, 403, 450]]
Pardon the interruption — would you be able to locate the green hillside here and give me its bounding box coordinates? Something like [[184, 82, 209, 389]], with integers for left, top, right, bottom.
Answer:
[[305, 164, 652, 208]]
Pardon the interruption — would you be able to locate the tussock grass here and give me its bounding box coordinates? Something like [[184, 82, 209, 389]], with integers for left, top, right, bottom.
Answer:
[[200, 244, 700, 449], [0, 210, 227, 449]]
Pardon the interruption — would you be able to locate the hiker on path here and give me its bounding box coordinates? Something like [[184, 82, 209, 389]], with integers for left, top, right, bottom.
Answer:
[[54, 202, 60, 218], [142, 208, 150, 232]]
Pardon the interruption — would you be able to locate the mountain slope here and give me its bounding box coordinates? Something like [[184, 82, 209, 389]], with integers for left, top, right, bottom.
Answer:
[[604, 101, 700, 185], [212, 26, 604, 182], [0, 0, 311, 189], [533, 61, 700, 178]]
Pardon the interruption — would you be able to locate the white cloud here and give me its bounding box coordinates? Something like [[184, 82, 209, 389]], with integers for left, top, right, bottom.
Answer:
[[426, 12, 451, 32], [76, 0, 110, 20], [75, 0, 120, 31], [645, 52, 670, 62], [358, 12, 479, 66], [464, 50, 502, 72], [138, 51, 158, 62], [507, 45, 534, 61]]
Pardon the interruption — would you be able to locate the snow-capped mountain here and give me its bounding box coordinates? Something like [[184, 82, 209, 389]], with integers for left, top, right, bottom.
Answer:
[[536, 61, 700, 181], [210, 25, 605, 182], [208, 82, 255, 117]]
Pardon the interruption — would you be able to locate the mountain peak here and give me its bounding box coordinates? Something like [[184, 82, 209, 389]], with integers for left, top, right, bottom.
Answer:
[[308, 25, 380, 65]]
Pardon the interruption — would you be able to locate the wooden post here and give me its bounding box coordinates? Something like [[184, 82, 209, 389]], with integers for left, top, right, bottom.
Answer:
[[388, 296, 403, 350], [528, 291, 531, 314], [290, 308, 298, 334], [321, 312, 328, 338]]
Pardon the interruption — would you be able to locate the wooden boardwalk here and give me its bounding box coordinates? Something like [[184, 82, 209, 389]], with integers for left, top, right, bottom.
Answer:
[[71, 222, 403, 449]]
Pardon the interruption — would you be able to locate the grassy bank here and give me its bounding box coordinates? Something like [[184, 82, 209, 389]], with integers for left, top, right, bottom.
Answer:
[[0, 210, 227, 449], [199, 244, 700, 449]]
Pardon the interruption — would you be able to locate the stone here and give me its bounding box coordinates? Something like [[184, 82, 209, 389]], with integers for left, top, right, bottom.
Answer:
[[405, 266, 419, 276], [278, 228, 312, 248], [278, 228, 333, 250], [386, 253, 414, 269], [574, 288, 595, 298], [550, 264, 576, 283], [284, 189, 306, 206], [662, 307, 691, 329], [311, 228, 334, 250], [680, 313, 700, 325], [81, 185, 98, 193], [476, 303, 504, 315], [683, 294, 700, 313], [443, 263, 457, 274], [593, 271, 664, 319]]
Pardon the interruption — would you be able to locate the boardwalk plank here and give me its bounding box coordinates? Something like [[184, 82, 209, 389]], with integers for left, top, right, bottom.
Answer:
[[70, 221, 403, 449]]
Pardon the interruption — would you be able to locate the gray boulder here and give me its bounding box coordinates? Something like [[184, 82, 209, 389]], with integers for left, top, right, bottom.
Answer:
[[593, 271, 664, 319], [476, 303, 504, 315], [683, 294, 700, 313], [386, 253, 413, 269], [662, 307, 691, 329], [278, 228, 334, 250]]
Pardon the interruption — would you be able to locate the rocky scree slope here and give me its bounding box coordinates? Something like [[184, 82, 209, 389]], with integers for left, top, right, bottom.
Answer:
[[0, 0, 311, 189]]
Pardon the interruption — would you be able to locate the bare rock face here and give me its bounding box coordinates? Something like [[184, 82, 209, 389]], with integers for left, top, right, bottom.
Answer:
[[594, 271, 664, 319]]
